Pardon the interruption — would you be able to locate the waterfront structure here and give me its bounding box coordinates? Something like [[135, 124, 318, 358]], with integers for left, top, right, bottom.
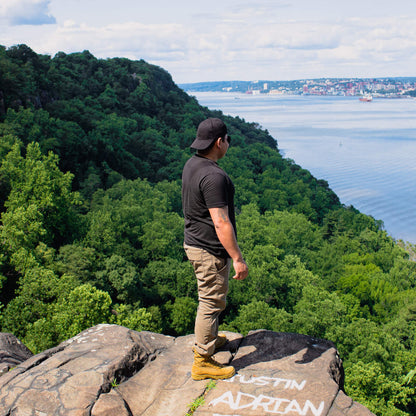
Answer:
[[183, 78, 416, 98]]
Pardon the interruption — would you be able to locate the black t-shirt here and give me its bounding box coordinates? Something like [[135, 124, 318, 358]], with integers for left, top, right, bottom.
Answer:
[[182, 154, 236, 258]]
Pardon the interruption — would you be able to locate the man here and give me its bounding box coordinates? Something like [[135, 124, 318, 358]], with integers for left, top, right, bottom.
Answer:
[[182, 117, 248, 380]]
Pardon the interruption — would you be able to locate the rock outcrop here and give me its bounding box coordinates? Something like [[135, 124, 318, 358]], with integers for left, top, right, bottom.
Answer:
[[0, 333, 33, 376], [0, 325, 375, 416]]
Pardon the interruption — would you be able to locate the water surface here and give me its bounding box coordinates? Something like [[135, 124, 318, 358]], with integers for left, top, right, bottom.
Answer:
[[193, 92, 416, 243]]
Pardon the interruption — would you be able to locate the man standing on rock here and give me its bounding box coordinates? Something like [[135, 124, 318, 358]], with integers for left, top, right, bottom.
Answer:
[[182, 117, 249, 380]]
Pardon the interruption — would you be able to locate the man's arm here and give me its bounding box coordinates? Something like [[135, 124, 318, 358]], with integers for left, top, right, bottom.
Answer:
[[208, 206, 248, 280]]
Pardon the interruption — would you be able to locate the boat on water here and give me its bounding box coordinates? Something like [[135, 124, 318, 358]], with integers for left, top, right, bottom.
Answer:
[[359, 94, 373, 102]]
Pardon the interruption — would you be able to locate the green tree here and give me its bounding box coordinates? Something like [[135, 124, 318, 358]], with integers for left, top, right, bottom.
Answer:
[[95, 254, 140, 303], [167, 297, 197, 335], [112, 303, 161, 333], [139, 212, 184, 262], [292, 285, 347, 339], [141, 258, 196, 304], [55, 244, 99, 283], [2, 268, 78, 340], [51, 284, 112, 342], [346, 361, 414, 416], [222, 300, 292, 335], [0, 142, 81, 272], [83, 178, 176, 261]]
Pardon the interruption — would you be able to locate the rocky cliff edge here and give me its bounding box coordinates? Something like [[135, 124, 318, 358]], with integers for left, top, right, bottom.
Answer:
[[0, 324, 375, 416]]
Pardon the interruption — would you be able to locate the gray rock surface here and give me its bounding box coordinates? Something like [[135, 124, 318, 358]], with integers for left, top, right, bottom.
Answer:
[[0, 326, 375, 416], [0, 333, 33, 376], [195, 330, 373, 416], [0, 325, 174, 416]]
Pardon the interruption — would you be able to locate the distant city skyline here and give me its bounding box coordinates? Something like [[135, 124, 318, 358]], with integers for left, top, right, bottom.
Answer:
[[181, 77, 416, 97], [1, 0, 416, 84]]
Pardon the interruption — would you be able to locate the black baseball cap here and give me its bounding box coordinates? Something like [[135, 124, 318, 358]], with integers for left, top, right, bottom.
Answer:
[[191, 118, 228, 150]]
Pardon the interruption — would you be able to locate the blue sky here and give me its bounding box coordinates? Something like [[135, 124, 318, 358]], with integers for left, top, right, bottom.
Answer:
[[1, 0, 415, 84]]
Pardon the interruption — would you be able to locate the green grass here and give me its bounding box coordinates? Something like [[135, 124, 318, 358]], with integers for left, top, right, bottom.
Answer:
[[185, 380, 217, 415]]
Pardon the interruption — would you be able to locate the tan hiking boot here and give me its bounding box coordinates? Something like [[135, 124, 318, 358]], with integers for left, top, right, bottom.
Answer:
[[214, 334, 228, 350], [191, 350, 235, 380]]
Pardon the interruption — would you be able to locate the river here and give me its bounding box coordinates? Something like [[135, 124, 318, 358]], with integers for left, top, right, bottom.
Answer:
[[191, 92, 416, 243]]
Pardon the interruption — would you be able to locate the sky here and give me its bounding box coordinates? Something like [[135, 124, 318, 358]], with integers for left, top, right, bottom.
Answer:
[[0, 0, 415, 84]]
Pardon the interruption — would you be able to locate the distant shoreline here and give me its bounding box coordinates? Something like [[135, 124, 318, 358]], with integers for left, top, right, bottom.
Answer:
[[187, 90, 415, 100], [180, 78, 416, 99]]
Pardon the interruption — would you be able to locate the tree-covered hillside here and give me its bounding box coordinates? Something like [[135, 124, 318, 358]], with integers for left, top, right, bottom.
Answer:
[[0, 44, 415, 415]]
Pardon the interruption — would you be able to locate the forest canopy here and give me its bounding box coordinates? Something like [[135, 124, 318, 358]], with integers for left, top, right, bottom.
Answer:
[[0, 44, 415, 415]]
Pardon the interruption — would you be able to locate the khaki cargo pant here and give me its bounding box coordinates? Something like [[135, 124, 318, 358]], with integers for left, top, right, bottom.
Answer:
[[184, 244, 231, 356]]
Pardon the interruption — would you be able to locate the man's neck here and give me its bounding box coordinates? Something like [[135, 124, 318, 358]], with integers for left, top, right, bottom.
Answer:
[[196, 151, 219, 162]]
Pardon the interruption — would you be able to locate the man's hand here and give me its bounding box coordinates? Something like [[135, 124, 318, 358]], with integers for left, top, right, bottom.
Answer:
[[232, 258, 248, 280]]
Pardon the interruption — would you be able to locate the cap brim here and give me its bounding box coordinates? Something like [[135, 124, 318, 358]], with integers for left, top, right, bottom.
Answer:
[[190, 138, 212, 150]]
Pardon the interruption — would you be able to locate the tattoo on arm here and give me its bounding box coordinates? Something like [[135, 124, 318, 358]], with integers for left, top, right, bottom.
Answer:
[[218, 209, 229, 222], [209, 207, 230, 228]]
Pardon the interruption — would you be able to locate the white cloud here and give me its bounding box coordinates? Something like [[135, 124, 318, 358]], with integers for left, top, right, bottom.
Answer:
[[1, 1, 415, 83], [0, 0, 55, 25], [38, 21, 191, 63]]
